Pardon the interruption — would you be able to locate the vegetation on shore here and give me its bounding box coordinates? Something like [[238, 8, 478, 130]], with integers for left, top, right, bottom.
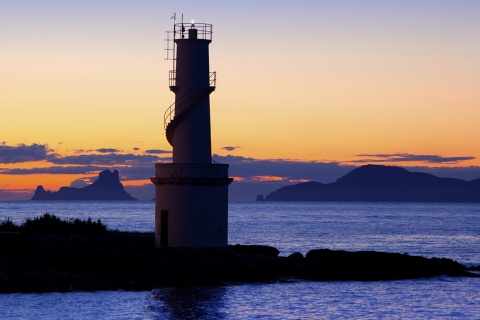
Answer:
[[0, 213, 108, 235]]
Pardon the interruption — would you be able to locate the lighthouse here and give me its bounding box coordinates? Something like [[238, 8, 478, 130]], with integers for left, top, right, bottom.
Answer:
[[151, 21, 232, 248]]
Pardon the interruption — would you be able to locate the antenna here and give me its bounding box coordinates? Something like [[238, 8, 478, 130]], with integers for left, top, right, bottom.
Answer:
[[171, 13, 176, 70], [181, 14, 185, 39]]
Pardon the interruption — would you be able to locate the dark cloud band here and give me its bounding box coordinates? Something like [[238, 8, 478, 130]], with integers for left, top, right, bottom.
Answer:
[[354, 153, 475, 164], [0, 144, 49, 163], [222, 146, 241, 151], [145, 149, 172, 154]]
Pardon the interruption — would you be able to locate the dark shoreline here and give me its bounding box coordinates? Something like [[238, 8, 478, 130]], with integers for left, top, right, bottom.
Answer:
[[1, 232, 478, 293]]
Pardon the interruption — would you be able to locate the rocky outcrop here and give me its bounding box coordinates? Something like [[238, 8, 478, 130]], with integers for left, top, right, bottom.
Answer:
[[263, 165, 480, 202], [0, 233, 477, 293], [31, 170, 137, 201]]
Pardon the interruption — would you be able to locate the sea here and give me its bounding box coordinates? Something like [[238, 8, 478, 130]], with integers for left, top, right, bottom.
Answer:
[[1, 201, 479, 319]]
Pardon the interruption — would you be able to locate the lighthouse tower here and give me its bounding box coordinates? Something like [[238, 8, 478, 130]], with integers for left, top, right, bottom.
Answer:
[[151, 21, 232, 248]]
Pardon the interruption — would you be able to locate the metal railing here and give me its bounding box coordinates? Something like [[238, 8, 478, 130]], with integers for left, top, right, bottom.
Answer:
[[209, 71, 216, 87], [167, 71, 215, 91], [165, 23, 212, 61], [164, 86, 215, 145], [169, 70, 176, 87], [174, 23, 212, 41], [163, 72, 216, 131]]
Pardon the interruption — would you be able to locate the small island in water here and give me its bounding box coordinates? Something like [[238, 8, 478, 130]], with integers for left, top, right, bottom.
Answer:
[[260, 165, 480, 202], [31, 169, 137, 201]]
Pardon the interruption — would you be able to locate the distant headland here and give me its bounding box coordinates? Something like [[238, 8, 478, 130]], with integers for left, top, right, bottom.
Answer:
[[31, 169, 137, 201], [261, 164, 480, 202]]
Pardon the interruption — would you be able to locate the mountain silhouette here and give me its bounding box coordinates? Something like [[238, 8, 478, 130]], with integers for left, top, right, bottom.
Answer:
[[263, 165, 480, 202], [32, 170, 137, 201]]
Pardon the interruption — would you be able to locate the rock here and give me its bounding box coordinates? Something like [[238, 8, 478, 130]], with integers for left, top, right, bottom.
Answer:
[[229, 244, 280, 257], [31, 170, 137, 201], [255, 194, 265, 201], [303, 249, 469, 281], [287, 252, 304, 261], [0, 235, 477, 293]]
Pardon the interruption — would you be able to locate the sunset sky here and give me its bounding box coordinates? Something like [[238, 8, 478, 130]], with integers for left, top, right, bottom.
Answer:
[[1, 1, 480, 201]]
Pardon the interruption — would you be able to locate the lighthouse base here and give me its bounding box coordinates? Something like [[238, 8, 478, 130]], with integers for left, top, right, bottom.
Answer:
[[151, 163, 232, 248]]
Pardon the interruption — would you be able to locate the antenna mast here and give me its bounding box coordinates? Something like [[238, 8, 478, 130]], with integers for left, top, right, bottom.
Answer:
[[171, 13, 176, 70]]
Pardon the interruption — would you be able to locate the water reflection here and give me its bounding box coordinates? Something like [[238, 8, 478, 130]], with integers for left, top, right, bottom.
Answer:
[[148, 286, 228, 319]]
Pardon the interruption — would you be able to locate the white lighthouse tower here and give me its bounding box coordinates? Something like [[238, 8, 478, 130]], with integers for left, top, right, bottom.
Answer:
[[151, 20, 232, 248]]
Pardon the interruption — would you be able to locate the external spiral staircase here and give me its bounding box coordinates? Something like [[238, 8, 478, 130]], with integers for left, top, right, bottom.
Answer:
[[163, 72, 216, 146]]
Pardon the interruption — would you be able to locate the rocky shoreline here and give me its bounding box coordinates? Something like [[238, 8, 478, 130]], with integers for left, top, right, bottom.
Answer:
[[0, 232, 478, 293]]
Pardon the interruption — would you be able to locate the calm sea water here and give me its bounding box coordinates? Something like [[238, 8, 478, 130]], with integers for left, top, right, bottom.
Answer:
[[1, 201, 480, 319]]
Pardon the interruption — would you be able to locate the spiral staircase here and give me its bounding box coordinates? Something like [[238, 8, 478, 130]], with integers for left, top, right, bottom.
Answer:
[[163, 72, 216, 146]]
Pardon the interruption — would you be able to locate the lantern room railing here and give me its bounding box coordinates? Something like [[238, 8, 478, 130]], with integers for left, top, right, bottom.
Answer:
[[165, 23, 213, 61]]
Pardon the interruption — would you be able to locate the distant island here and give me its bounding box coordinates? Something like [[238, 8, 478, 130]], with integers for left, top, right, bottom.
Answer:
[[31, 169, 137, 201], [261, 165, 480, 202]]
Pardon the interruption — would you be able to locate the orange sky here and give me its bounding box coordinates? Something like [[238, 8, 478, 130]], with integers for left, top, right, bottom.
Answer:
[[1, 1, 480, 200]]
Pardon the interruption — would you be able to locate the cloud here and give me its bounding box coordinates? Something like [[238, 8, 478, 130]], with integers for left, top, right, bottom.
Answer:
[[213, 154, 356, 184], [3, 143, 480, 201], [47, 153, 162, 166], [145, 149, 172, 154], [353, 153, 476, 164], [216, 155, 256, 162], [0, 163, 156, 183], [69, 179, 89, 188], [0, 143, 49, 163], [0, 144, 164, 183], [73, 149, 91, 154], [133, 147, 140, 151], [251, 175, 285, 182], [0, 165, 103, 175], [222, 146, 241, 151], [116, 165, 155, 180], [95, 148, 119, 153]]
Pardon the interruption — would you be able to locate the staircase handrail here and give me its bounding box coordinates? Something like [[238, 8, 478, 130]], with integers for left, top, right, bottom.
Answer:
[[164, 72, 216, 129]]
